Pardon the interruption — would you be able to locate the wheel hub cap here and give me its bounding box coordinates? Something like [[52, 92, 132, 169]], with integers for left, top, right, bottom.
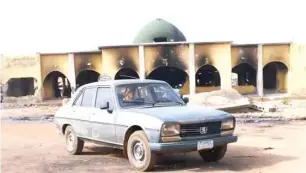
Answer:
[[66, 133, 74, 151], [133, 142, 145, 162]]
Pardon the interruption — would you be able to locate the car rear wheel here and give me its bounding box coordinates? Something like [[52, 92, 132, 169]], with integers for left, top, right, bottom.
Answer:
[[198, 144, 227, 162], [65, 125, 84, 155], [127, 131, 156, 172]]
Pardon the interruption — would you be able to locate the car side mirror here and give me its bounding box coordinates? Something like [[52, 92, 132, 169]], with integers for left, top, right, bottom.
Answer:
[[182, 97, 189, 104], [100, 102, 113, 113], [100, 102, 109, 109]]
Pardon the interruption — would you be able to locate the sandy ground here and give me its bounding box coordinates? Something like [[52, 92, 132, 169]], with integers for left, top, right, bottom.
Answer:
[[1, 117, 306, 173]]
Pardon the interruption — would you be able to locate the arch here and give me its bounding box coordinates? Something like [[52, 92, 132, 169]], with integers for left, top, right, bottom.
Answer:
[[232, 63, 257, 86], [76, 70, 100, 87], [263, 61, 288, 93], [196, 65, 221, 87], [115, 68, 139, 80], [134, 18, 186, 43], [146, 66, 189, 94], [43, 71, 71, 100]]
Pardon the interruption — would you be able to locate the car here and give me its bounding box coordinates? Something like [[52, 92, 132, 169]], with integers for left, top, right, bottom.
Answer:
[[54, 79, 238, 172]]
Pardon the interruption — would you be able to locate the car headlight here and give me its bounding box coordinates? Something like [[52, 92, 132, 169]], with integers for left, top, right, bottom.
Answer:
[[221, 117, 235, 130], [161, 123, 180, 137]]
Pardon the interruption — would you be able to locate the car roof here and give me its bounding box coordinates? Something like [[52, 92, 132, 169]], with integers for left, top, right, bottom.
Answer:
[[78, 79, 167, 89]]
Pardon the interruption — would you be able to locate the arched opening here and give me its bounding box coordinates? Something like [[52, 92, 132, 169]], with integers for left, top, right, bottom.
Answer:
[[76, 70, 100, 88], [195, 65, 221, 93], [115, 68, 139, 80], [263, 62, 288, 93], [232, 63, 257, 94], [147, 67, 189, 95], [43, 71, 71, 100], [5, 77, 36, 97]]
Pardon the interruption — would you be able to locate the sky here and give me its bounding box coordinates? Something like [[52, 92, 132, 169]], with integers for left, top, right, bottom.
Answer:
[[0, 0, 305, 54]]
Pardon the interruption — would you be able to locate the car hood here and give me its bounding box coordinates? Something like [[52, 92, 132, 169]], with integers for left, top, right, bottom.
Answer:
[[121, 105, 229, 123]]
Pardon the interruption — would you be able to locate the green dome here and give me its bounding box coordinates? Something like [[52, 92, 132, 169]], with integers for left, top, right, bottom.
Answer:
[[133, 19, 186, 43]]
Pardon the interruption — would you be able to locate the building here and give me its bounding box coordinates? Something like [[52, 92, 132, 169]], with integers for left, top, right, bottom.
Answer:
[[1, 19, 306, 101]]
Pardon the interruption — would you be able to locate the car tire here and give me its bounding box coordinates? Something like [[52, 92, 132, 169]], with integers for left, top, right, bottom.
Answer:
[[127, 131, 156, 172], [64, 125, 84, 155], [198, 144, 227, 162]]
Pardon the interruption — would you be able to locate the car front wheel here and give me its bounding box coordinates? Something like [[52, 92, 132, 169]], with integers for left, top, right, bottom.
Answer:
[[198, 144, 227, 162], [127, 131, 156, 172], [65, 125, 84, 155]]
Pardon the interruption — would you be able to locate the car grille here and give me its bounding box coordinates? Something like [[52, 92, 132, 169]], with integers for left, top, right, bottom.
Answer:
[[180, 121, 221, 137]]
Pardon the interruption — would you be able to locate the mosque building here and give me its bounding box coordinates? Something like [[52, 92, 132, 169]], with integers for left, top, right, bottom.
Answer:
[[1, 18, 306, 101]]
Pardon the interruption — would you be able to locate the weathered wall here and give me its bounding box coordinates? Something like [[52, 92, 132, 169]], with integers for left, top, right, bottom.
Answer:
[[231, 45, 258, 94], [1, 55, 41, 85], [262, 44, 290, 67], [144, 44, 189, 94], [101, 47, 139, 78], [40, 54, 70, 81], [289, 44, 306, 95], [40, 54, 69, 99], [262, 44, 290, 92], [74, 52, 102, 76], [194, 43, 232, 92], [1, 55, 42, 100]]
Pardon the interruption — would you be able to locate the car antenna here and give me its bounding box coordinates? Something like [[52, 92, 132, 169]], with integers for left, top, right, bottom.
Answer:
[[119, 75, 138, 79]]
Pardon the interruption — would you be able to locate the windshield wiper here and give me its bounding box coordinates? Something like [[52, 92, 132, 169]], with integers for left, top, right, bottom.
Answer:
[[155, 100, 183, 105], [123, 100, 156, 106]]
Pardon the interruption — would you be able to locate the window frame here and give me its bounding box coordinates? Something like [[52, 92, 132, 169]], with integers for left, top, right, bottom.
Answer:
[[72, 89, 84, 107], [94, 86, 113, 109], [80, 86, 98, 108]]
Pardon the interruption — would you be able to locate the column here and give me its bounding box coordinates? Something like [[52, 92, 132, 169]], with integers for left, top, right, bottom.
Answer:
[[256, 44, 264, 97], [188, 44, 196, 96], [138, 45, 145, 80], [68, 53, 77, 96]]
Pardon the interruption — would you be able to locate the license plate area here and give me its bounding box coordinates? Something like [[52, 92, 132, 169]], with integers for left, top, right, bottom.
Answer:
[[197, 140, 214, 150]]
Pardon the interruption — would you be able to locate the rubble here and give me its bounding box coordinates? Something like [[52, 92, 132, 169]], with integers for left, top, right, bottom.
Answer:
[[187, 89, 250, 110]]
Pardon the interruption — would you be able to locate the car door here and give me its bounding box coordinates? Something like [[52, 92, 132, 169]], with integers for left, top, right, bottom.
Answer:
[[89, 86, 117, 143], [71, 87, 97, 138]]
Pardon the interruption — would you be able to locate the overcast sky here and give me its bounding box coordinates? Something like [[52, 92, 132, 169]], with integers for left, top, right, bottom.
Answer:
[[0, 0, 305, 54]]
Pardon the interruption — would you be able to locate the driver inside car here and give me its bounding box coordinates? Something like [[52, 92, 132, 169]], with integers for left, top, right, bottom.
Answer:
[[123, 87, 134, 101]]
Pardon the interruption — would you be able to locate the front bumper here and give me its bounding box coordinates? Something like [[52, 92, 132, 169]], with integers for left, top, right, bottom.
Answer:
[[149, 135, 238, 153]]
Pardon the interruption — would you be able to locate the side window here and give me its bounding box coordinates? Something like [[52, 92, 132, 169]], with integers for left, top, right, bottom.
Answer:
[[73, 91, 83, 106], [81, 87, 96, 107], [95, 87, 112, 108]]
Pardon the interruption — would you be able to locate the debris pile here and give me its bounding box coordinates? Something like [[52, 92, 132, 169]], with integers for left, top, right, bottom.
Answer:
[[187, 89, 250, 111]]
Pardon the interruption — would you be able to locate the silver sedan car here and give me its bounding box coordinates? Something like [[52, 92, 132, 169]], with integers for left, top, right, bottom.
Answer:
[[54, 79, 237, 172]]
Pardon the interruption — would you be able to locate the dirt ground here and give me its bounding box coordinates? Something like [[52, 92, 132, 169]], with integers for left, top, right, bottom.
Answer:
[[1, 106, 306, 173]]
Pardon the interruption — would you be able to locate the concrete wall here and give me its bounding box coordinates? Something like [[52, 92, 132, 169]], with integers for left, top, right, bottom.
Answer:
[[1, 54, 42, 100], [262, 44, 290, 92], [1, 54, 41, 85], [2, 42, 306, 100], [231, 45, 258, 94], [144, 44, 189, 94], [74, 52, 102, 76], [289, 44, 306, 95], [101, 47, 139, 78], [40, 54, 70, 100], [194, 43, 232, 92]]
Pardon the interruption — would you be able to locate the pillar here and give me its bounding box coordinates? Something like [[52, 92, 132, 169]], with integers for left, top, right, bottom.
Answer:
[[188, 44, 196, 96], [68, 53, 77, 95], [257, 44, 264, 97], [138, 45, 145, 80]]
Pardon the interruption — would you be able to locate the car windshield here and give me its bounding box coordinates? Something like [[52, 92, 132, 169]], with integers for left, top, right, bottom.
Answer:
[[116, 83, 184, 108]]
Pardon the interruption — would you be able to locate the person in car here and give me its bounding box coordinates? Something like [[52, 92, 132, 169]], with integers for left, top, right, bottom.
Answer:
[[123, 87, 134, 101]]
